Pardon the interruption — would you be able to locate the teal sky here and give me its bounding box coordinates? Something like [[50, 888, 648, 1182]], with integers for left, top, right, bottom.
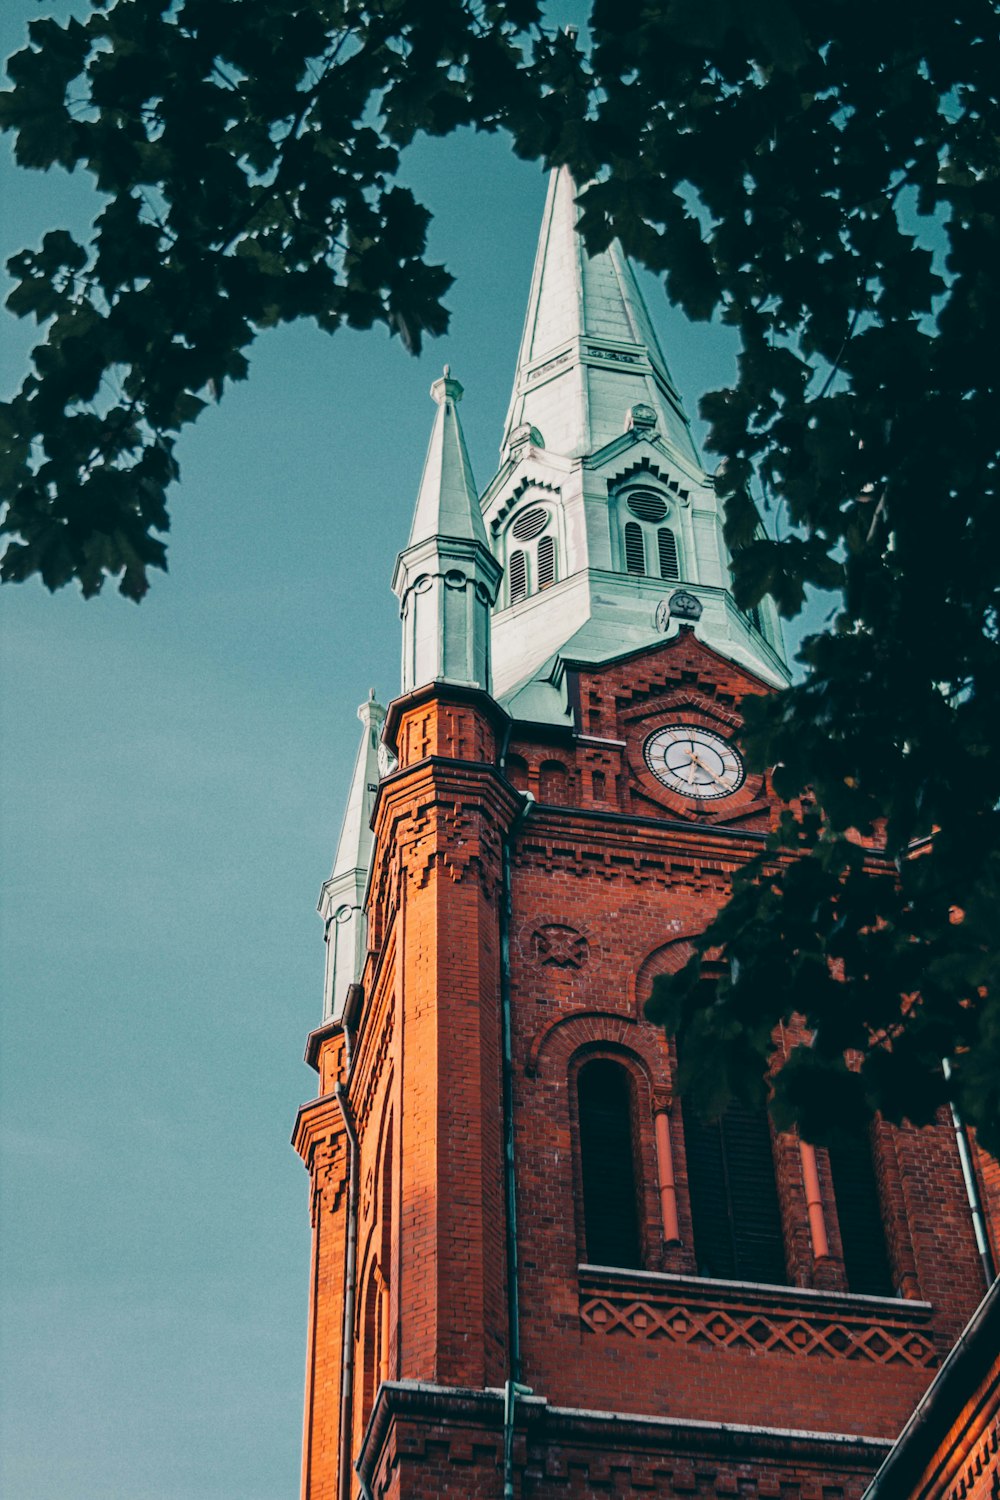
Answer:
[[0, 7, 816, 1498]]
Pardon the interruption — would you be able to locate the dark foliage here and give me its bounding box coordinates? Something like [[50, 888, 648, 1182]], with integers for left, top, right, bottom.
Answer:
[[4, 0, 998, 1149]]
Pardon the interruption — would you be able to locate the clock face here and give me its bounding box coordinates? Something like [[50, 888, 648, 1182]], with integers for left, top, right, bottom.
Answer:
[[643, 724, 745, 800]]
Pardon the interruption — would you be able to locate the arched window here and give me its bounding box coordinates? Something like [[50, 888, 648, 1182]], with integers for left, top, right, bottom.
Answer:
[[657, 527, 679, 580], [505, 753, 529, 792], [577, 1059, 642, 1268], [360, 1263, 387, 1426], [624, 521, 645, 575], [683, 1095, 788, 1285], [828, 1130, 894, 1296], [504, 504, 558, 602], [508, 548, 527, 602], [538, 759, 570, 805], [618, 489, 681, 581], [537, 533, 556, 589]]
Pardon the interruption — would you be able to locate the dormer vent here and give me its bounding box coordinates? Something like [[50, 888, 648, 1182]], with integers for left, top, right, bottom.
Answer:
[[626, 491, 668, 523], [512, 505, 549, 541]]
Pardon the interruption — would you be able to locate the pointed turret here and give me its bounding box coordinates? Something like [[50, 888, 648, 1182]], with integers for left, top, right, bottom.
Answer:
[[318, 691, 386, 1022], [392, 370, 502, 694], [481, 168, 789, 713], [501, 167, 699, 466]]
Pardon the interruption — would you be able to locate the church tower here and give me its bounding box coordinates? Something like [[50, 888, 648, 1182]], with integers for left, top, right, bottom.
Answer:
[[293, 170, 998, 1500]]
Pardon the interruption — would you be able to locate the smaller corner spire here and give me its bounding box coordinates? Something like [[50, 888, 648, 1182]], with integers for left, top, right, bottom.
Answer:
[[318, 692, 387, 1022], [407, 366, 488, 550], [393, 370, 502, 696]]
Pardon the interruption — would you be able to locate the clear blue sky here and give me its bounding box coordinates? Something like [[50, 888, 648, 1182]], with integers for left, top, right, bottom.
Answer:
[[0, 7, 814, 1498]]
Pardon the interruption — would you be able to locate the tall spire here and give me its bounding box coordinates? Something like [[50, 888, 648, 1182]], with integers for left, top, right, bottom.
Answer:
[[318, 691, 385, 1022], [392, 371, 502, 694], [502, 168, 699, 466], [481, 169, 789, 711]]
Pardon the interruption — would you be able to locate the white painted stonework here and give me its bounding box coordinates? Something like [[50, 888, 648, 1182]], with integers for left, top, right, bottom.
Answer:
[[319, 693, 386, 1021], [483, 168, 789, 719]]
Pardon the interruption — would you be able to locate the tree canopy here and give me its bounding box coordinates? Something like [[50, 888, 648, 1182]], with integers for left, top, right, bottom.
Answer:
[[3, 0, 999, 1151]]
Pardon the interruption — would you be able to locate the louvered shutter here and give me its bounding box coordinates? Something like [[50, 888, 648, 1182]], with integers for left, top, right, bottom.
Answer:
[[828, 1132, 894, 1295], [723, 1101, 787, 1284], [509, 548, 527, 601], [684, 1097, 787, 1285], [578, 1060, 642, 1268], [684, 1112, 735, 1280], [537, 534, 556, 589], [657, 527, 679, 580], [624, 522, 645, 575]]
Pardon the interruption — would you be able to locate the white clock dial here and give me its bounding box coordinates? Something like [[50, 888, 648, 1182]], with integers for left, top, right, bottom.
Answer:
[[643, 725, 745, 800]]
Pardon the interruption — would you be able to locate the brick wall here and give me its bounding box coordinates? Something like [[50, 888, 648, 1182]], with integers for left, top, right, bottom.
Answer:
[[295, 639, 997, 1499]]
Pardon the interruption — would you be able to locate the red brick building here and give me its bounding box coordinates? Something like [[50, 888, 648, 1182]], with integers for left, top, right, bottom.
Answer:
[[293, 170, 999, 1500]]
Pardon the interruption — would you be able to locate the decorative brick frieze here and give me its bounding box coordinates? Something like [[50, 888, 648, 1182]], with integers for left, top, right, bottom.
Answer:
[[578, 1267, 938, 1369]]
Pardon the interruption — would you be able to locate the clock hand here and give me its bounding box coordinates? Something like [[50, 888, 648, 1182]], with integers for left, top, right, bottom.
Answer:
[[688, 751, 729, 791]]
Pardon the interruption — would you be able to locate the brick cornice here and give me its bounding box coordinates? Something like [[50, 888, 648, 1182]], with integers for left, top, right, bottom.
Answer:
[[303, 1018, 343, 1073], [291, 1093, 344, 1165], [355, 1379, 893, 1494], [382, 682, 511, 756]]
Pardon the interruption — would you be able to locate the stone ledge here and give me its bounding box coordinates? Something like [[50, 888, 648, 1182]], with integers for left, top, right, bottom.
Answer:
[[356, 1379, 893, 1498]]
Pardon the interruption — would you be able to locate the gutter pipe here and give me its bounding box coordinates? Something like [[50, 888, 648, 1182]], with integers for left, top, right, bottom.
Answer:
[[942, 1057, 996, 1289], [499, 718, 534, 1498], [861, 1278, 999, 1498], [334, 1007, 361, 1500]]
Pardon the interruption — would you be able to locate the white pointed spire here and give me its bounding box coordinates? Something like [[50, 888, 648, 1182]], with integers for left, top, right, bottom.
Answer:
[[408, 368, 488, 547], [318, 691, 386, 1022], [480, 169, 789, 710], [392, 371, 502, 694], [502, 168, 699, 465]]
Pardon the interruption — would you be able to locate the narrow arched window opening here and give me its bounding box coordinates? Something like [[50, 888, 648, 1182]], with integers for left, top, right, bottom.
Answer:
[[537, 534, 556, 589], [578, 1059, 642, 1268], [828, 1130, 894, 1296], [683, 1094, 788, 1285], [509, 548, 527, 602], [624, 522, 645, 575], [360, 1264, 385, 1426], [657, 527, 679, 580]]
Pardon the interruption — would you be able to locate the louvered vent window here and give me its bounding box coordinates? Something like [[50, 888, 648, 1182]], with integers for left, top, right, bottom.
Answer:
[[684, 1094, 788, 1285], [747, 606, 762, 633], [509, 549, 527, 602], [657, 527, 679, 580], [578, 1059, 642, 1269], [511, 505, 549, 541], [828, 1132, 894, 1296], [627, 491, 668, 523], [624, 522, 646, 575], [537, 534, 556, 590]]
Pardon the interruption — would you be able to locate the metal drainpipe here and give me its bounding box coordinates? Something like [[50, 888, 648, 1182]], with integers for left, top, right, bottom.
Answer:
[[499, 757, 534, 1500], [942, 1057, 996, 1289], [334, 1010, 360, 1500]]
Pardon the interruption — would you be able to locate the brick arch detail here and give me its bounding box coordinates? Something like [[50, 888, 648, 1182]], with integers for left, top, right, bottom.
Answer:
[[631, 932, 702, 1019], [524, 1009, 670, 1103]]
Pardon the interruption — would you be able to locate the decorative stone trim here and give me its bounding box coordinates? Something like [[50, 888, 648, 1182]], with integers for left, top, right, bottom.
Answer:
[[579, 1265, 938, 1369]]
